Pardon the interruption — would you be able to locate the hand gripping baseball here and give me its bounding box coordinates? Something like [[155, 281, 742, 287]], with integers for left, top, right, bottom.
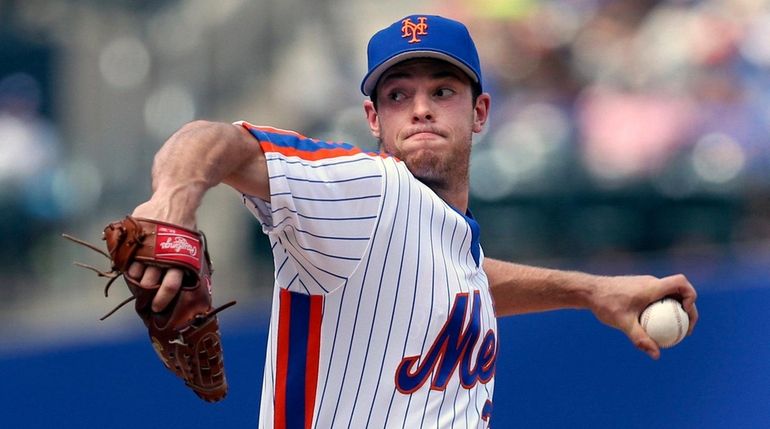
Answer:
[[63, 216, 236, 402]]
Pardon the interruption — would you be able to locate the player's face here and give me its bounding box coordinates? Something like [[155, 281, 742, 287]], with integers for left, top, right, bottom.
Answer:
[[364, 59, 490, 191]]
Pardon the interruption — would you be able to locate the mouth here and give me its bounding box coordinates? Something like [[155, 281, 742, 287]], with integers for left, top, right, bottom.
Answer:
[[409, 132, 440, 140], [404, 128, 446, 140]]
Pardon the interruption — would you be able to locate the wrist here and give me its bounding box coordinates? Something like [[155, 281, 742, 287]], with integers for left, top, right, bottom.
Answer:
[[135, 183, 207, 228], [563, 270, 603, 311]]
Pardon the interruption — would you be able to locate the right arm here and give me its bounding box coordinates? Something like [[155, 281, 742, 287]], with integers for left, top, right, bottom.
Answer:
[[128, 120, 268, 310], [484, 258, 698, 360]]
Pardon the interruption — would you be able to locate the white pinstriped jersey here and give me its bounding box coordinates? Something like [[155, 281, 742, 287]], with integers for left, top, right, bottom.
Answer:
[[237, 121, 498, 429]]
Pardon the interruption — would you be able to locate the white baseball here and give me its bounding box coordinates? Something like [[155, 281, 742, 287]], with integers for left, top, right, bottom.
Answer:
[[639, 298, 689, 348]]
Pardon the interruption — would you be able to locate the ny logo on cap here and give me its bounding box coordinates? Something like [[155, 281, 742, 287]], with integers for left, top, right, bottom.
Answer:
[[401, 17, 428, 43]]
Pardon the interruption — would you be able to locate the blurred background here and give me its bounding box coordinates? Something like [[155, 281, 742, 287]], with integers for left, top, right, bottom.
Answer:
[[1, 0, 769, 427]]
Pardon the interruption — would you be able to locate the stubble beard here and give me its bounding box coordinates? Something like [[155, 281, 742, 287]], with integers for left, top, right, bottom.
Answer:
[[379, 133, 472, 195]]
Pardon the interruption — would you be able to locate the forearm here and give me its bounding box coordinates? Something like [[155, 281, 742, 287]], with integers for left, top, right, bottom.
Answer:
[[143, 120, 267, 226], [484, 258, 598, 317]]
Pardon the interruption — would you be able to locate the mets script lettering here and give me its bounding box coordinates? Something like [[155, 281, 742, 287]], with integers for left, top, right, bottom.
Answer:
[[401, 17, 428, 44], [395, 290, 497, 393]]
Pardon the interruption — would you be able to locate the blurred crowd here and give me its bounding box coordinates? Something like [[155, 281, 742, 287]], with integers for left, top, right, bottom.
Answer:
[[460, 0, 769, 193], [448, 0, 770, 258], [1, 0, 769, 305]]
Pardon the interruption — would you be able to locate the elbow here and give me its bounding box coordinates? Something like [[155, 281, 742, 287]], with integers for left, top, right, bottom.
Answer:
[[177, 119, 220, 135], [169, 120, 244, 148], [153, 120, 227, 167]]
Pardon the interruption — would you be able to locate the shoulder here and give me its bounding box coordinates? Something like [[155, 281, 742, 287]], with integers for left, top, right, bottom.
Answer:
[[236, 121, 366, 162]]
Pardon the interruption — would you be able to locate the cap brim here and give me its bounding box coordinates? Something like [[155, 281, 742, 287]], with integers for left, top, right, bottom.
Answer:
[[361, 50, 480, 96]]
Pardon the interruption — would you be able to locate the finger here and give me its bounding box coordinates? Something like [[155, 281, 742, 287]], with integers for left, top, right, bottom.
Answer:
[[140, 266, 163, 289], [152, 268, 184, 312], [127, 262, 145, 280], [686, 304, 699, 336], [660, 274, 699, 336], [628, 322, 661, 360], [660, 274, 697, 302], [678, 283, 698, 331]]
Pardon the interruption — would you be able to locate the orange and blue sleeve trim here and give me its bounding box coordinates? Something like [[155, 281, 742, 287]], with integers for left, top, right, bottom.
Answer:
[[275, 289, 324, 429], [240, 121, 364, 161]]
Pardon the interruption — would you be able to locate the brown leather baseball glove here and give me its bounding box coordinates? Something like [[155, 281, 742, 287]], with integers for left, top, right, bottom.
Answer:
[[63, 216, 235, 402]]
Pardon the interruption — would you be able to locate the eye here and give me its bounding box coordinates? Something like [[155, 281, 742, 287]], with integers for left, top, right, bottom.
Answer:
[[388, 90, 406, 102], [435, 87, 456, 98]]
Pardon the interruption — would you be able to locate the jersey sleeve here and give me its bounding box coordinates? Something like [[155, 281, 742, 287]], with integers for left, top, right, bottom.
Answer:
[[236, 120, 383, 293]]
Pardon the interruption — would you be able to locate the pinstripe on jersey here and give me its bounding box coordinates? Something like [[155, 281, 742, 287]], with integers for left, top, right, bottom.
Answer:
[[238, 121, 498, 429]]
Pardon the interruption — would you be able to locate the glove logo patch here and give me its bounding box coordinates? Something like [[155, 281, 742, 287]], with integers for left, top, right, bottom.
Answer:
[[159, 236, 198, 256], [155, 226, 201, 270]]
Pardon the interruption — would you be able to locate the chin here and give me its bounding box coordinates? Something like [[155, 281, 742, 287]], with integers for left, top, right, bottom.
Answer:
[[405, 152, 448, 183]]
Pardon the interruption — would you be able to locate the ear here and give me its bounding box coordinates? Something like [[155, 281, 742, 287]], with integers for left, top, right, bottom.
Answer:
[[363, 100, 381, 139], [472, 93, 491, 134]]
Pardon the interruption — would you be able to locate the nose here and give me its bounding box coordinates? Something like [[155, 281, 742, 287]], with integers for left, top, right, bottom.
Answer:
[[411, 92, 434, 123]]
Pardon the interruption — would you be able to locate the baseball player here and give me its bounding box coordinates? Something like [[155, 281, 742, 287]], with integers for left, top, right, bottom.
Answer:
[[126, 15, 699, 428]]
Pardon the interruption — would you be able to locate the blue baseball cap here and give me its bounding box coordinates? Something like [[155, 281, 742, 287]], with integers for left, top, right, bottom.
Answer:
[[361, 14, 483, 96]]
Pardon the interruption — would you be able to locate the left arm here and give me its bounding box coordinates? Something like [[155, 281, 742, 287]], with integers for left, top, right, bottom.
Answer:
[[483, 258, 699, 360]]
